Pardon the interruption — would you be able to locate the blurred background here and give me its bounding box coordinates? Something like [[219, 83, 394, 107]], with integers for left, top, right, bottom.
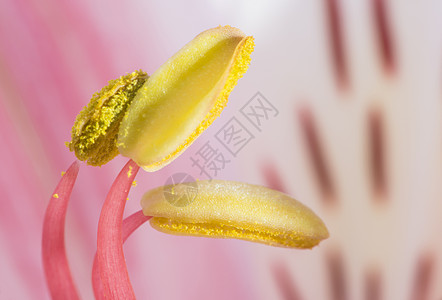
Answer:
[[1, 0, 442, 299]]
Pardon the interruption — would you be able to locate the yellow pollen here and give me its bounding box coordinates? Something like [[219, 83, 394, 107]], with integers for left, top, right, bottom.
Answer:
[[67, 70, 148, 166], [141, 180, 329, 249]]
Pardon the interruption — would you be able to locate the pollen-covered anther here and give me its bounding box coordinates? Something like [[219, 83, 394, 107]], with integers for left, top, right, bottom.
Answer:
[[67, 70, 148, 166], [141, 180, 329, 249], [118, 26, 255, 171]]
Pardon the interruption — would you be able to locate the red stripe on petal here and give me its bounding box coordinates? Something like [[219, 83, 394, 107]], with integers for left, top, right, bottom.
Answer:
[[372, 0, 395, 74], [272, 263, 303, 300], [297, 107, 336, 204], [368, 109, 388, 200], [410, 253, 435, 300], [364, 269, 382, 300], [93, 210, 151, 300], [325, 0, 349, 90], [326, 251, 348, 300], [42, 160, 80, 300], [97, 160, 140, 300], [261, 162, 288, 194]]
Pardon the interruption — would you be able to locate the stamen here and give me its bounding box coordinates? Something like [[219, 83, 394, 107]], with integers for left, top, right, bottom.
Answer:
[[97, 159, 140, 299], [92, 210, 151, 300], [42, 161, 80, 300], [68, 70, 148, 166], [142, 180, 329, 249]]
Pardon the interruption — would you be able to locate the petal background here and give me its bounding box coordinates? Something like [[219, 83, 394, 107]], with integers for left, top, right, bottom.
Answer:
[[1, 0, 442, 299]]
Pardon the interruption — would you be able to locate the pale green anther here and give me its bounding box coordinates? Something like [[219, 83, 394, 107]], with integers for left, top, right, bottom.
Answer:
[[67, 70, 148, 166]]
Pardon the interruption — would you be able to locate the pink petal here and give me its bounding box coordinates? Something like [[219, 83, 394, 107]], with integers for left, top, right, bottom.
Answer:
[[97, 159, 140, 299], [42, 161, 80, 300], [93, 210, 151, 300]]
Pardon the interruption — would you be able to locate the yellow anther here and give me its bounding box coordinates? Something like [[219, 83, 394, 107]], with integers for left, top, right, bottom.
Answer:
[[118, 26, 254, 171], [141, 180, 329, 249], [68, 70, 148, 166]]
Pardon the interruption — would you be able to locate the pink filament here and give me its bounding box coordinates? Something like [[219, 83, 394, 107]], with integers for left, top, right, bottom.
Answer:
[[92, 210, 151, 299], [97, 159, 140, 299], [42, 161, 80, 300]]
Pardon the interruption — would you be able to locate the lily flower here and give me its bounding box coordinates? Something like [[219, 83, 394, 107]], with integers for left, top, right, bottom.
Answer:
[[42, 25, 328, 300]]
